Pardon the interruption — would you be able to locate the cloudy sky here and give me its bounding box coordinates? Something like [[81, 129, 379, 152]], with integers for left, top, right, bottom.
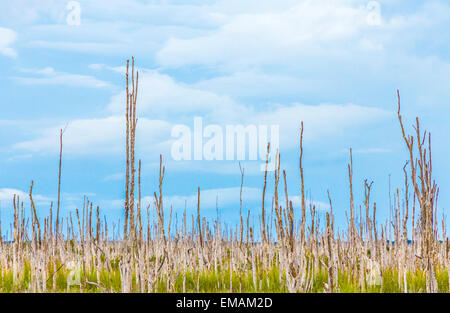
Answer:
[[0, 0, 449, 237]]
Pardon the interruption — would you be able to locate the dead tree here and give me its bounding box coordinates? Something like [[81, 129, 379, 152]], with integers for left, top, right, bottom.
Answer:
[[397, 89, 438, 292]]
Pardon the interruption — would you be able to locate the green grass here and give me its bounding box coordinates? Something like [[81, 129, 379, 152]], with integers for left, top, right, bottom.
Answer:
[[1, 260, 448, 293]]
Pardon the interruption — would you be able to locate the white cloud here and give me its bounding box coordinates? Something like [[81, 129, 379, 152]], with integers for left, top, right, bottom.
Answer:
[[155, 0, 450, 72], [101, 172, 124, 182], [348, 147, 390, 154], [89, 63, 126, 74], [156, 0, 375, 68], [27, 40, 139, 55], [153, 160, 263, 176], [7, 154, 33, 162], [11, 65, 391, 162], [155, 187, 261, 211], [105, 67, 391, 134], [12, 67, 115, 89], [13, 116, 172, 155], [192, 70, 318, 100], [137, 187, 329, 212], [0, 188, 51, 206], [0, 27, 17, 57], [107, 69, 246, 121], [249, 103, 391, 149], [289, 196, 329, 212], [0, 0, 64, 25]]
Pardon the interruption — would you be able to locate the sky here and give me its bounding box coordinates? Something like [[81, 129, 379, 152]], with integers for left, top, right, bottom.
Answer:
[[0, 0, 449, 238]]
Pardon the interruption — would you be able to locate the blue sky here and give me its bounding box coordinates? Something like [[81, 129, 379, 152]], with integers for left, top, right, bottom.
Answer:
[[0, 0, 449, 237]]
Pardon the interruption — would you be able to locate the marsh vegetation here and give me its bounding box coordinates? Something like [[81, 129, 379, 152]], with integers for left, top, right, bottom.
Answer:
[[0, 59, 448, 293]]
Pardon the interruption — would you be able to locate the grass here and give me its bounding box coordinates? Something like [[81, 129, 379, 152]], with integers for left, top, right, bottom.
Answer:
[[1, 257, 448, 293]]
